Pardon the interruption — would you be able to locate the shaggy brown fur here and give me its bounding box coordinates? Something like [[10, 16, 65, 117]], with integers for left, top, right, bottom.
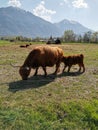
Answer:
[[19, 46, 63, 80], [62, 54, 85, 73]]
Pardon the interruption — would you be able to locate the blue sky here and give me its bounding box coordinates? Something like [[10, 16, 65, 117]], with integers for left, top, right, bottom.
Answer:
[[0, 0, 98, 31]]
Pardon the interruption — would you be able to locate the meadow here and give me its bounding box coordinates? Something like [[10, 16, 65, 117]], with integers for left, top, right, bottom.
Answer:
[[0, 41, 98, 130]]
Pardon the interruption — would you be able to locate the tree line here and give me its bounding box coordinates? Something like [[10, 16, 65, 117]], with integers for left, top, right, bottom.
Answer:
[[0, 30, 98, 43], [62, 30, 98, 43]]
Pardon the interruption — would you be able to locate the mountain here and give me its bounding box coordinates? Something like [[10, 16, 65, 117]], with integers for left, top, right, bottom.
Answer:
[[0, 6, 92, 38], [0, 6, 60, 37], [54, 19, 91, 35]]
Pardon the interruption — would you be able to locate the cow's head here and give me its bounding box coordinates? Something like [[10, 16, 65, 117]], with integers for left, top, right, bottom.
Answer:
[[19, 66, 31, 80]]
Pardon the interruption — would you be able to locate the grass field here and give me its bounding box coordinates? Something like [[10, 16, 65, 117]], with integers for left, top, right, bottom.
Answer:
[[0, 42, 98, 130]]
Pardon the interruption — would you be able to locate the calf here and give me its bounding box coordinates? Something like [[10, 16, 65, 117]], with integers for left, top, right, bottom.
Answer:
[[62, 54, 85, 73]]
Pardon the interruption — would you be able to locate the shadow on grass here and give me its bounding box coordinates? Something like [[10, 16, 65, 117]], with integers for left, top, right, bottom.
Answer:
[[60, 71, 84, 77], [8, 71, 84, 92], [8, 74, 56, 92]]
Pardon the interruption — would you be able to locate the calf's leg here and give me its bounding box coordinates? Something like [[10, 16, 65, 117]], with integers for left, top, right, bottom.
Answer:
[[78, 64, 81, 72], [82, 63, 85, 72], [68, 65, 71, 72], [62, 65, 67, 72], [79, 63, 85, 72]]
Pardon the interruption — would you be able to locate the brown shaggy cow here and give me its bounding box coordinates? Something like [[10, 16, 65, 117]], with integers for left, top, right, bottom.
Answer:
[[62, 54, 85, 73], [19, 46, 63, 80]]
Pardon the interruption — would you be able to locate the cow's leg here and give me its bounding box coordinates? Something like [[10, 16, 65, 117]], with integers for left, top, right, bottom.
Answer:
[[34, 67, 39, 76], [42, 67, 47, 76], [54, 63, 60, 75]]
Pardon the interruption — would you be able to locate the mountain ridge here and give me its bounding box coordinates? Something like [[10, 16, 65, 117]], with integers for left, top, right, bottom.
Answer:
[[54, 19, 91, 35], [0, 6, 92, 38]]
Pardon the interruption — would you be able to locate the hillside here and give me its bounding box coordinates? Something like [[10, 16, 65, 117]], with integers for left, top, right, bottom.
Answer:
[[54, 19, 91, 35], [0, 6, 92, 37], [0, 6, 60, 37]]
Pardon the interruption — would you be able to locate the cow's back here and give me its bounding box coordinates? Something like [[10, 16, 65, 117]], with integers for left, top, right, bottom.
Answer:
[[25, 46, 63, 67]]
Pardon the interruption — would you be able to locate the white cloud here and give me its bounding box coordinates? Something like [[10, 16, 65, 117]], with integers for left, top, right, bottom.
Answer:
[[72, 0, 88, 8], [8, 0, 21, 7], [60, 0, 68, 5], [60, 3, 63, 6], [64, 0, 68, 3], [33, 1, 56, 22]]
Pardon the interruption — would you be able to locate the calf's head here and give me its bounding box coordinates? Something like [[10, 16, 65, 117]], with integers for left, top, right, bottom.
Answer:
[[61, 56, 67, 63], [19, 66, 31, 80]]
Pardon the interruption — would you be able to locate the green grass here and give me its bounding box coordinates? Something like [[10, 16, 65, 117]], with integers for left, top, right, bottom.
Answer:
[[0, 42, 98, 130], [0, 40, 12, 45]]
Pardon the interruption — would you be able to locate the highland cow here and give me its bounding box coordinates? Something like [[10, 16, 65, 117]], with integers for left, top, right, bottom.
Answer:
[[19, 46, 63, 80]]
